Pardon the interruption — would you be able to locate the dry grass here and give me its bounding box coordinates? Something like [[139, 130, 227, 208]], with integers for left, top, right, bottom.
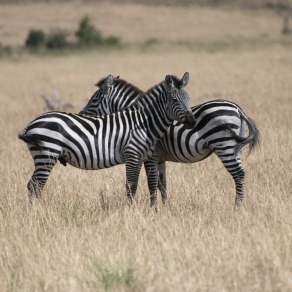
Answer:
[[0, 2, 292, 292]]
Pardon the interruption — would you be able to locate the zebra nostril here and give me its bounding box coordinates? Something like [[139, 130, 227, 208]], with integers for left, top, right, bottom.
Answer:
[[184, 121, 195, 129]]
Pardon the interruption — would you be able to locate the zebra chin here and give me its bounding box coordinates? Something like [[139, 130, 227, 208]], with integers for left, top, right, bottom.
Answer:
[[179, 111, 196, 129]]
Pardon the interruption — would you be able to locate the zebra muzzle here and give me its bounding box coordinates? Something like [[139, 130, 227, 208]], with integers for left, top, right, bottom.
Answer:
[[183, 111, 196, 129]]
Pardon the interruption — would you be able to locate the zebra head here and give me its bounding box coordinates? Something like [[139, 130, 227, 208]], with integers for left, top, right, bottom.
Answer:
[[79, 75, 143, 117], [164, 72, 196, 129], [79, 74, 115, 116]]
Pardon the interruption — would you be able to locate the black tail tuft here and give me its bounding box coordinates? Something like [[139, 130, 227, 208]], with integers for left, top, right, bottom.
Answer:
[[225, 114, 260, 156], [242, 116, 261, 156]]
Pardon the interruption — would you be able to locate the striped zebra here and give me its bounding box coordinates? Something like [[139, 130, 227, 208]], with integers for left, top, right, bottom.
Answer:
[[80, 76, 260, 206], [145, 100, 260, 206], [18, 73, 196, 203]]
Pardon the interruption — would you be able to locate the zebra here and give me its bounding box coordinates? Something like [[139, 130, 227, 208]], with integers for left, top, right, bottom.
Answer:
[[145, 100, 260, 207], [80, 76, 260, 206], [18, 73, 196, 203]]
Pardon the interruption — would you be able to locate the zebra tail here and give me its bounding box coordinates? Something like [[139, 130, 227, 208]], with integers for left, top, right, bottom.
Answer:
[[18, 131, 44, 148], [226, 112, 261, 156]]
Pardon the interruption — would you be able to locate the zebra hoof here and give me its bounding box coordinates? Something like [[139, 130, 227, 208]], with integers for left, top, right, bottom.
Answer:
[[234, 198, 246, 209]]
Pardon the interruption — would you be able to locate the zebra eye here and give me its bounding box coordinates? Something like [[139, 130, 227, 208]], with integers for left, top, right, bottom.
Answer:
[[171, 91, 177, 98]]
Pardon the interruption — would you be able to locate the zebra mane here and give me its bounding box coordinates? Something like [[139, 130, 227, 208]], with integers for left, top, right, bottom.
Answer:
[[95, 76, 144, 95], [145, 75, 183, 94], [95, 76, 112, 87]]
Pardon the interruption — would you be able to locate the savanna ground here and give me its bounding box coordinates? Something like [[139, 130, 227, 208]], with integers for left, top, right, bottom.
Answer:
[[0, 1, 291, 291]]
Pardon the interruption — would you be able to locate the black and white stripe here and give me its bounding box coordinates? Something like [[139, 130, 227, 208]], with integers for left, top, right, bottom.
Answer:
[[19, 73, 195, 203], [79, 77, 260, 206]]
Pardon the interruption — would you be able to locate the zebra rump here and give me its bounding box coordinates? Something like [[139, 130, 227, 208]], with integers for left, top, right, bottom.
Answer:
[[223, 111, 260, 156], [18, 130, 44, 148]]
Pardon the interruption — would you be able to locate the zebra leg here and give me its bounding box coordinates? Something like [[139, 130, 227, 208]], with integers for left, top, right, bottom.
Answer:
[[27, 147, 59, 198], [144, 160, 159, 208], [125, 159, 142, 205], [216, 152, 246, 206], [27, 176, 43, 198], [157, 162, 168, 204]]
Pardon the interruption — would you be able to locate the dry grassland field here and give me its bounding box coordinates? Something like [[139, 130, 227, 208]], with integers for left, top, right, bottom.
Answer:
[[0, 1, 291, 291]]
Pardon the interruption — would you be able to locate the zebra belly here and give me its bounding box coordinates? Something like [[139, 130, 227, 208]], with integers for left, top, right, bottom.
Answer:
[[60, 146, 124, 170], [157, 132, 212, 164], [56, 114, 127, 170]]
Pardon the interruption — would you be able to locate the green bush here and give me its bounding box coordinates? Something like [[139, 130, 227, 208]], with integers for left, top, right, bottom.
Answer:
[[25, 29, 46, 49], [46, 30, 69, 50], [103, 36, 121, 47], [22, 16, 122, 54], [75, 16, 102, 46]]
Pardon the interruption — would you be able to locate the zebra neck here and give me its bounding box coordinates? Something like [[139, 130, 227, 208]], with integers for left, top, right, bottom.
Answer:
[[128, 89, 164, 110], [125, 102, 172, 140]]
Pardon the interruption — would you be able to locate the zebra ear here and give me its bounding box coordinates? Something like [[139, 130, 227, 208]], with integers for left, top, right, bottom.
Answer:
[[103, 75, 114, 94], [180, 72, 189, 88], [165, 75, 174, 91], [106, 75, 114, 87]]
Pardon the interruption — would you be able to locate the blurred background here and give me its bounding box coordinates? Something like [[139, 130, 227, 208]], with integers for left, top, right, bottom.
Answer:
[[1, 0, 291, 49], [1, 0, 291, 111]]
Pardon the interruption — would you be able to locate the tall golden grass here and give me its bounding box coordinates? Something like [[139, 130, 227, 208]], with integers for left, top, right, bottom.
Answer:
[[0, 2, 291, 291]]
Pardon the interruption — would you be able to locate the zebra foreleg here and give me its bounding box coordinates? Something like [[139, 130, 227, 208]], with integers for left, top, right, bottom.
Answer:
[[144, 160, 159, 208], [157, 162, 168, 204], [125, 159, 142, 205]]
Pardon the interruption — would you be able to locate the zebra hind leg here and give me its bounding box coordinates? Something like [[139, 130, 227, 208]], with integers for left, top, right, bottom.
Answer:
[[27, 147, 59, 199], [27, 176, 44, 198], [216, 151, 246, 206]]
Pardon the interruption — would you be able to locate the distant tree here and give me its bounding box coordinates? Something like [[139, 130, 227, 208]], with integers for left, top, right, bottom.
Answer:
[[75, 16, 102, 46]]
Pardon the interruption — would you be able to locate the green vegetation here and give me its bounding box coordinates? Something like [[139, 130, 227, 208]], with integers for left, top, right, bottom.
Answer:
[[15, 16, 122, 55], [87, 260, 136, 291], [75, 16, 103, 46], [25, 29, 46, 49], [7, 272, 20, 292], [46, 30, 69, 50], [75, 17, 121, 48]]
